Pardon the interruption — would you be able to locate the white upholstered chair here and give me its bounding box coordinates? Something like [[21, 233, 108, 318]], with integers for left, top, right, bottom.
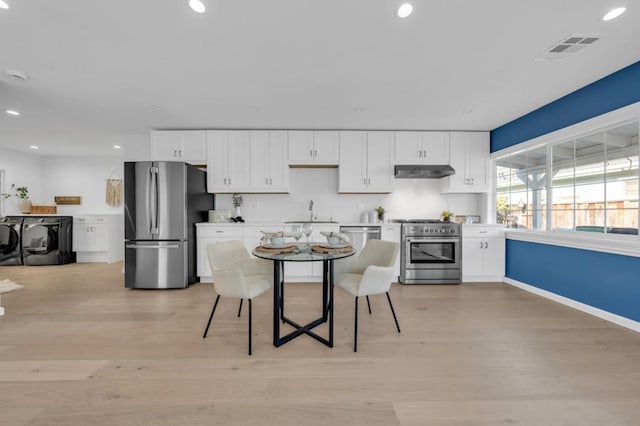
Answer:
[[334, 239, 401, 352], [203, 240, 273, 355]]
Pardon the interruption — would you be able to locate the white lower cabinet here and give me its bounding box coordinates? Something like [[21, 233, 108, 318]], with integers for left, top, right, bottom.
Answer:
[[73, 215, 123, 263], [461, 225, 505, 282], [380, 224, 401, 281], [196, 225, 244, 282]]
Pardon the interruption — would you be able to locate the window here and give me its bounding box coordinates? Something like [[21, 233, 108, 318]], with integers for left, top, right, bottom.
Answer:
[[496, 121, 639, 236]]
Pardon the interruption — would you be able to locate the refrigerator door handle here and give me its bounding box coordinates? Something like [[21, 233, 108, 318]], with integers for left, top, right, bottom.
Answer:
[[126, 244, 181, 249], [150, 166, 159, 236]]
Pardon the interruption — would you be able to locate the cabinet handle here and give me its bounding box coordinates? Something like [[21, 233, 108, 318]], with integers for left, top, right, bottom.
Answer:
[[265, 177, 268, 185], [485, 241, 488, 249], [417, 150, 422, 158], [480, 241, 483, 249], [269, 178, 272, 185], [367, 178, 371, 185], [310, 149, 313, 158], [314, 150, 318, 158], [179, 150, 183, 157], [215, 230, 223, 233], [422, 150, 426, 158], [471, 178, 474, 185], [229, 178, 231, 185], [224, 178, 227, 185]]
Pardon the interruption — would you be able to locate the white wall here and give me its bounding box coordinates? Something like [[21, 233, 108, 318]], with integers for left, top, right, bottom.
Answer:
[[40, 156, 124, 215], [0, 148, 43, 215], [215, 168, 482, 222]]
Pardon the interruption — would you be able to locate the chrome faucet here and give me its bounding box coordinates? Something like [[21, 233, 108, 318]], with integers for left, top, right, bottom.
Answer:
[[309, 200, 315, 222]]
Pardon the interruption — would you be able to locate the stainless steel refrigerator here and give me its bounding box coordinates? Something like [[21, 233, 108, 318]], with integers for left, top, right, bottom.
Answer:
[[124, 161, 214, 289]]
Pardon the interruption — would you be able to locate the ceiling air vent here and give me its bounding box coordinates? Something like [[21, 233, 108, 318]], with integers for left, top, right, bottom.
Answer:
[[535, 34, 600, 61]]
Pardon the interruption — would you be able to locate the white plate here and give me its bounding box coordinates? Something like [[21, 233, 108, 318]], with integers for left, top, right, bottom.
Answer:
[[261, 243, 291, 249], [319, 243, 349, 249]]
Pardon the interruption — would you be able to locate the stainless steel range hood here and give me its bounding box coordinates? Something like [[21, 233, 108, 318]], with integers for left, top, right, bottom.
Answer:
[[394, 164, 455, 179]]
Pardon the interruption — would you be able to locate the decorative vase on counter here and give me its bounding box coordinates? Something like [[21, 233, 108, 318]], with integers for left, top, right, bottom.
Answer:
[[20, 199, 32, 214]]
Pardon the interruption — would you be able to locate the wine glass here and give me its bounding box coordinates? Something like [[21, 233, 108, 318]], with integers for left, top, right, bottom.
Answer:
[[291, 224, 303, 247], [302, 222, 313, 249]]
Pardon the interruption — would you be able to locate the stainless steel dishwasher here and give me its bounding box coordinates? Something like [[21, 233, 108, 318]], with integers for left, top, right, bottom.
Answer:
[[340, 226, 381, 253]]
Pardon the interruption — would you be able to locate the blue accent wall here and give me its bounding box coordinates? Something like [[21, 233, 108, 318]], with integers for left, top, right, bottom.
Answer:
[[491, 60, 640, 152], [494, 60, 640, 325], [506, 240, 640, 322]]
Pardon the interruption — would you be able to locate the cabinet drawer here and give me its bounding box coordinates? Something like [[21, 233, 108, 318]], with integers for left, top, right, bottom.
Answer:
[[197, 227, 243, 238], [462, 227, 505, 238]]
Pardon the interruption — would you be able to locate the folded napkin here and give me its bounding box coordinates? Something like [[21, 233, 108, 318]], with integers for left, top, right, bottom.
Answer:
[[319, 231, 351, 245]]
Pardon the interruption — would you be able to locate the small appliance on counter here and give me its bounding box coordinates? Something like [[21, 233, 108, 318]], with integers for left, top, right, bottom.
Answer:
[[124, 161, 214, 289]]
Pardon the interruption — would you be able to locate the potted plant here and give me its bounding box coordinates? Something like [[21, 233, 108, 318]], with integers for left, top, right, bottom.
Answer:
[[375, 206, 386, 222], [441, 210, 453, 222], [1, 184, 31, 213], [232, 193, 243, 218]]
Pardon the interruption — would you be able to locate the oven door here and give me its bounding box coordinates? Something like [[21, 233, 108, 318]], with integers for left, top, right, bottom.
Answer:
[[405, 237, 460, 270]]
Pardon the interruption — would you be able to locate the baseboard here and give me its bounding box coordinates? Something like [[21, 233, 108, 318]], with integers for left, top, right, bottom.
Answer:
[[503, 277, 640, 333], [463, 275, 505, 283]]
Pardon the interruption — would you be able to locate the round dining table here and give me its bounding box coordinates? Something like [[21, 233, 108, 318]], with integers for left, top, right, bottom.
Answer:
[[253, 243, 355, 348]]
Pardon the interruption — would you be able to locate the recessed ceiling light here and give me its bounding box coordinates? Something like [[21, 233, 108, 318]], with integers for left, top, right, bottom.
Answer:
[[353, 107, 364, 113], [113, 145, 121, 149], [29, 145, 39, 150], [249, 105, 262, 111], [603, 7, 626, 21], [397, 3, 413, 18], [189, 0, 206, 13], [151, 104, 162, 111], [6, 109, 20, 116], [0, 1, 9, 10]]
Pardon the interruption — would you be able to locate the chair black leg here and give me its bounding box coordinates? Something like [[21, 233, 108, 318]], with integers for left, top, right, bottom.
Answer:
[[248, 299, 252, 356], [366, 295, 372, 315], [203, 295, 220, 338], [354, 296, 359, 352], [386, 292, 401, 333], [237, 299, 243, 317]]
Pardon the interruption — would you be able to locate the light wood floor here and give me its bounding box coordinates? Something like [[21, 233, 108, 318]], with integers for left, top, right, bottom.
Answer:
[[1, 263, 640, 425]]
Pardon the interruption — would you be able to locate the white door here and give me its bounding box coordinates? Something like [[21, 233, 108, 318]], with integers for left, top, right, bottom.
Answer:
[[313, 131, 340, 164], [227, 131, 252, 192], [339, 131, 367, 193], [462, 238, 485, 281], [250, 131, 270, 190], [268, 131, 289, 192], [421, 131, 450, 165], [465, 132, 490, 190], [482, 236, 505, 278], [394, 131, 422, 164], [150, 131, 180, 161], [180, 131, 207, 164], [288, 131, 315, 164], [206, 131, 230, 192], [366, 131, 394, 193]]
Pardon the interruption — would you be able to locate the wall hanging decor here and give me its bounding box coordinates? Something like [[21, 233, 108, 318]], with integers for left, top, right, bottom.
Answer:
[[105, 171, 123, 207]]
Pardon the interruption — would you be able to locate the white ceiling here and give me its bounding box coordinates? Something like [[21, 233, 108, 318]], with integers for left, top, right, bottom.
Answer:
[[0, 0, 639, 157]]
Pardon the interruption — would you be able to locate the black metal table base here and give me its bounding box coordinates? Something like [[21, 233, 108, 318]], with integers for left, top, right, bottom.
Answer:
[[273, 259, 334, 348]]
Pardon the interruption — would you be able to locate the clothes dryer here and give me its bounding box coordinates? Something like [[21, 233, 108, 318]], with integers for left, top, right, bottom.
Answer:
[[21, 216, 75, 265], [0, 216, 24, 265]]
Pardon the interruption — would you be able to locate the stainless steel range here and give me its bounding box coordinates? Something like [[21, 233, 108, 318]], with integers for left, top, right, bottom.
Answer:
[[395, 219, 461, 285]]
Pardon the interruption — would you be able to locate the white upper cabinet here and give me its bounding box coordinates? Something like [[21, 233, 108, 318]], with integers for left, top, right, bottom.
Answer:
[[250, 130, 289, 193], [441, 131, 490, 193], [206, 130, 252, 193], [339, 131, 394, 193], [288, 130, 339, 165], [150, 130, 207, 164], [395, 131, 450, 165]]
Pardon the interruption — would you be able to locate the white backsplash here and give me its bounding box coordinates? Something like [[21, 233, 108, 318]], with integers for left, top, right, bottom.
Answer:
[[215, 168, 483, 222]]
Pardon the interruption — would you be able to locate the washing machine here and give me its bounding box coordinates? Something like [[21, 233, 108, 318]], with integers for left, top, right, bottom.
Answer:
[[21, 216, 75, 265], [0, 216, 24, 265]]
